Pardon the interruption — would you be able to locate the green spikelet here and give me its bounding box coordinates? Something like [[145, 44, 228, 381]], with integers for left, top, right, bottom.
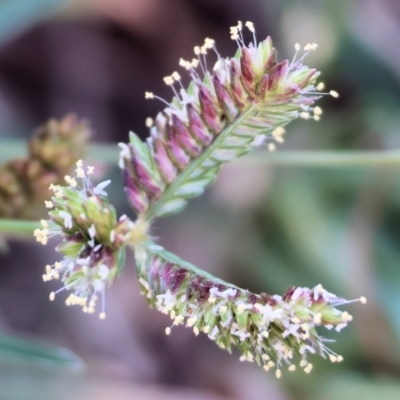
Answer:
[[134, 243, 366, 376]]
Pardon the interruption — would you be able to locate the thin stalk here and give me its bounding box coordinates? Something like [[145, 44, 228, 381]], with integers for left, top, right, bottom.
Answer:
[[3, 139, 400, 168], [0, 219, 40, 234], [235, 150, 400, 167]]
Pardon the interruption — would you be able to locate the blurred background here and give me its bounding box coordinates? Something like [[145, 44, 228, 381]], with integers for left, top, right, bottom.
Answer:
[[1, 0, 400, 399]]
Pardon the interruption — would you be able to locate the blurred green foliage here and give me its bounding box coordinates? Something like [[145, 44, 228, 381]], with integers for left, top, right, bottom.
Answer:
[[0, 0, 69, 43]]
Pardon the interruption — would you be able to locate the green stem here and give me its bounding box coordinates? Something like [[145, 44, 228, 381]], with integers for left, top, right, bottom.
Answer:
[[3, 139, 400, 168], [0, 219, 40, 234], [0, 140, 120, 164], [234, 150, 400, 167]]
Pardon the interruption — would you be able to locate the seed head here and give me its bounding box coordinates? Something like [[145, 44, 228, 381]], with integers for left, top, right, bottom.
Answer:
[[36, 160, 149, 318], [135, 246, 366, 376]]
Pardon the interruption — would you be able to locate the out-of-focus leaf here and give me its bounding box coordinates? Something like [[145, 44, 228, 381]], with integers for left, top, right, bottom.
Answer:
[[375, 233, 400, 347], [0, 333, 83, 371], [309, 373, 400, 400], [0, 0, 69, 43]]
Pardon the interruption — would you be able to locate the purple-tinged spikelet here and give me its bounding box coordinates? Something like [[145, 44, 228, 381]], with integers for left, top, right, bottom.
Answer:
[[120, 22, 335, 220]]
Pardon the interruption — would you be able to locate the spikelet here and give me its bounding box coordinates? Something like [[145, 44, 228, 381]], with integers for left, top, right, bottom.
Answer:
[[120, 25, 329, 219], [134, 243, 366, 376], [35, 161, 150, 318]]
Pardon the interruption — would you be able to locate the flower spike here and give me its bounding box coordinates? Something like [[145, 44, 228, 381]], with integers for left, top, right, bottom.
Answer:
[[121, 24, 331, 220], [134, 244, 366, 377], [35, 160, 149, 318], [35, 23, 363, 378]]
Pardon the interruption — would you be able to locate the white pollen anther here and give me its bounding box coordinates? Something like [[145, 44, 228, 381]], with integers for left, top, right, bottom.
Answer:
[[314, 106, 323, 115], [145, 117, 154, 128], [163, 76, 174, 86], [171, 71, 181, 81], [330, 90, 339, 98], [245, 21, 255, 33], [360, 296, 367, 304]]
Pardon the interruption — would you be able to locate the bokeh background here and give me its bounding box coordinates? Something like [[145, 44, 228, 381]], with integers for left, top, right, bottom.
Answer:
[[1, 0, 400, 399]]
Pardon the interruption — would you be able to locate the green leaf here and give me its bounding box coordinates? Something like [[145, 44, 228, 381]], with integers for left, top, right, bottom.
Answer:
[[0, 333, 83, 371]]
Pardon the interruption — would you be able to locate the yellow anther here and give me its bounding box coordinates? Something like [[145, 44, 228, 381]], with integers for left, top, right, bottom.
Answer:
[[272, 127, 285, 137], [330, 90, 339, 98], [45, 200, 53, 208], [204, 38, 215, 49], [316, 82, 325, 91], [304, 363, 313, 374], [145, 92, 154, 99], [288, 365, 296, 371], [304, 43, 318, 51], [268, 143, 276, 152], [342, 311, 353, 321], [194, 46, 201, 55], [313, 313, 322, 324], [275, 369, 282, 379], [99, 312, 106, 320], [245, 21, 255, 33], [314, 106, 323, 115], [145, 117, 154, 128], [295, 43, 301, 51], [171, 71, 181, 81], [360, 296, 367, 304], [163, 76, 174, 86]]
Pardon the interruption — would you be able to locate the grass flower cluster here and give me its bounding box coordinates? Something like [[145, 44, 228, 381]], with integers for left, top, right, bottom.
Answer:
[[135, 245, 366, 377], [35, 22, 365, 376], [35, 160, 148, 318]]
